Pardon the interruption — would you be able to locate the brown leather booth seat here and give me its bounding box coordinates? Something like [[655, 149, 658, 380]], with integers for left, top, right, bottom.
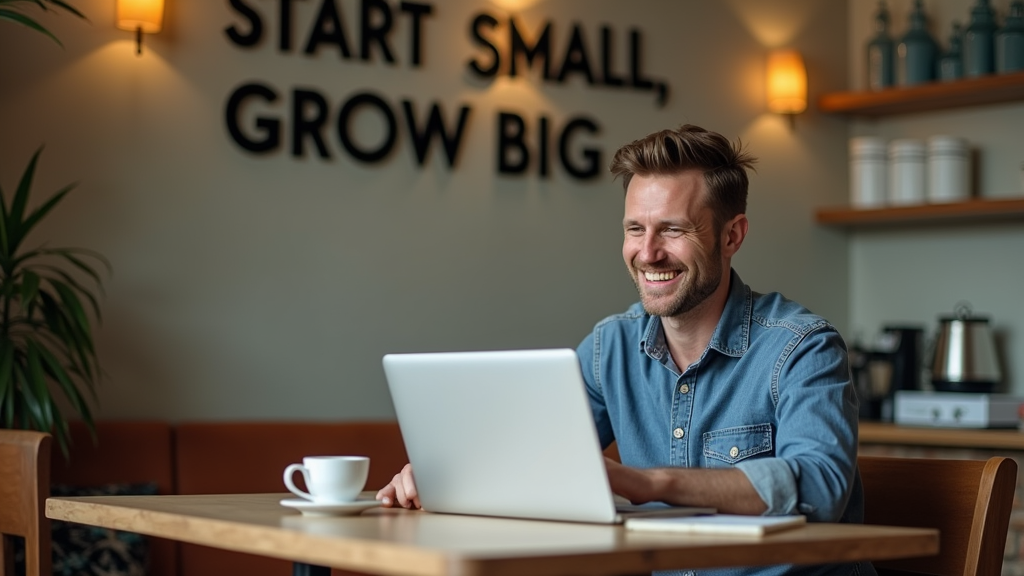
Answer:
[[49, 420, 407, 576], [174, 421, 408, 576], [50, 421, 178, 576]]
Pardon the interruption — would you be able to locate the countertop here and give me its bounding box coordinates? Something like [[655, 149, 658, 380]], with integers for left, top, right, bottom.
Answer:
[[859, 421, 1024, 451]]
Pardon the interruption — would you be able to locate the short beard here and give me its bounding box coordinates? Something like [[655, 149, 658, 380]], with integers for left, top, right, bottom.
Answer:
[[632, 240, 722, 318]]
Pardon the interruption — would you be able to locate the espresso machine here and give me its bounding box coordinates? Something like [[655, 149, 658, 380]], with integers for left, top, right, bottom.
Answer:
[[851, 326, 923, 422]]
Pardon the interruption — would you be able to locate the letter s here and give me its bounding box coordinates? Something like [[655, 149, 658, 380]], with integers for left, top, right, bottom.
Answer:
[[225, 0, 262, 47], [467, 13, 500, 78]]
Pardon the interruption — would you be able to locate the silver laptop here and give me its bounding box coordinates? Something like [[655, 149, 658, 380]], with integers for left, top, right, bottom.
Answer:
[[382, 348, 715, 524]]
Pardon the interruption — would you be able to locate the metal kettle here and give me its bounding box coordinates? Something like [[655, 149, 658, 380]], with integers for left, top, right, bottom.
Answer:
[[930, 302, 1002, 393]]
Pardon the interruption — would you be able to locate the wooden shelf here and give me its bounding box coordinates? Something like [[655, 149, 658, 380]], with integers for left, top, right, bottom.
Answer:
[[818, 71, 1024, 117], [815, 197, 1024, 228], [859, 421, 1024, 451]]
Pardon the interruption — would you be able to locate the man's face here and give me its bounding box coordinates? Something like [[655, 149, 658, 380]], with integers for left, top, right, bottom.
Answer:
[[622, 171, 724, 318]]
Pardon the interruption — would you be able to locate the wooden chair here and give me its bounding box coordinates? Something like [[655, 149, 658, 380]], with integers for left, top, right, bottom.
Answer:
[[0, 430, 53, 576], [859, 455, 1017, 576]]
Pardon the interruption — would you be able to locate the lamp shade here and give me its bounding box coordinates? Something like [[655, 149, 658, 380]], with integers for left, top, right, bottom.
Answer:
[[766, 49, 807, 114], [117, 0, 164, 33]]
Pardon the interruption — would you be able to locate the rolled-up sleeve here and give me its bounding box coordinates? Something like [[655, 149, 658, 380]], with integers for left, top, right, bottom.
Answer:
[[735, 457, 799, 515], [767, 326, 859, 521]]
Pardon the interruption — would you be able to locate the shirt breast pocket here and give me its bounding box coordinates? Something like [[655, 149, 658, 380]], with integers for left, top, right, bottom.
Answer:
[[702, 423, 774, 468]]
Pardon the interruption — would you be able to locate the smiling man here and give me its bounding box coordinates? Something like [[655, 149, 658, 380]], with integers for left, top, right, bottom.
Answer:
[[580, 124, 871, 576], [377, 124, 869, 576]]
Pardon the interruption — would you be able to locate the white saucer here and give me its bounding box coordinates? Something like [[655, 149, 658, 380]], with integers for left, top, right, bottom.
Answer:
[[279, 498, 382, 517]]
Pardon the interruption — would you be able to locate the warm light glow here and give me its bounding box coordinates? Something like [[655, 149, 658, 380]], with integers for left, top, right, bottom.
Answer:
[[117, 0, 164, 33], [766, 49, 806, 115]]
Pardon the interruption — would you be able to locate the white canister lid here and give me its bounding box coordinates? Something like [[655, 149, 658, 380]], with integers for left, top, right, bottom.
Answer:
[[888, 138, 926, 158], [928, 135, 968, 153], [850, 136, 887, 153]]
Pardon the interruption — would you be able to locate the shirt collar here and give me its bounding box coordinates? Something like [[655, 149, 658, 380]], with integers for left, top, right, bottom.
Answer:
[[638, 268, 751, 361], [708, 268, 751, 357]]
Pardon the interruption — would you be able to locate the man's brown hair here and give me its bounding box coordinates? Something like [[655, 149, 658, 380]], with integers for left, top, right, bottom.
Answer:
[[609, 124, 757, 232]]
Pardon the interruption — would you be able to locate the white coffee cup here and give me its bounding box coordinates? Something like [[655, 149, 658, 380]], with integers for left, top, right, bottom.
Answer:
[[283, 456, 369, 503]]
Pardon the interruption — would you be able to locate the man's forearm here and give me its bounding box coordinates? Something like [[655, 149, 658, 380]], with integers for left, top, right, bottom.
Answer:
[[607, 459, 768, 515]]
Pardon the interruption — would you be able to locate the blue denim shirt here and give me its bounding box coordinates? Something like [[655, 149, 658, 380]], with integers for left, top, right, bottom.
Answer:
[[577, 269, 874, 576]]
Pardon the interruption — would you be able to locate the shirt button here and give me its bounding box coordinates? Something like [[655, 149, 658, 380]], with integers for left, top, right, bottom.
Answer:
[[729, 446, 740, 458], [679, 383, 690, 394], [673, 428, 685, 439]]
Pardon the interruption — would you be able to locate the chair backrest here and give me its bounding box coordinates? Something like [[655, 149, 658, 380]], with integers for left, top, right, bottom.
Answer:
[[0, 430, 53, 576], [859, 455, 1017, 576]]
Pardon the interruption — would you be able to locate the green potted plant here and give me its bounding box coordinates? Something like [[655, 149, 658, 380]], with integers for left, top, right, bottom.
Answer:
[[0, 0, 85, 46], [1, 0, 106, 456]]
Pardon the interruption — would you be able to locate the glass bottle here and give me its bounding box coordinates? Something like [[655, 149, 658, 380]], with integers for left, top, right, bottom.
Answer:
[[939, 22, 964, 81], [963, 0, 997, 77], [996, 1, 1024, 73], [896, 0, 937, 85], [867, 1, 896, 90]]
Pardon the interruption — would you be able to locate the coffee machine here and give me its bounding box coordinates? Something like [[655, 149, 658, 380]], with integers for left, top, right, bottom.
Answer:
[[851, 325, 923, 421]]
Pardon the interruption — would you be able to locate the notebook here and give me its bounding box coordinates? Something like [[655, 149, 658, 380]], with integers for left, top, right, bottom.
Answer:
[[382, 348, 715, 524], [625, 514, 806, 536]]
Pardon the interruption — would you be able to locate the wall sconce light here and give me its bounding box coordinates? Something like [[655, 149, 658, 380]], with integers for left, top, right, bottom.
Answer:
[[117, 0, 164, 55], [766, 49, 807, 124]]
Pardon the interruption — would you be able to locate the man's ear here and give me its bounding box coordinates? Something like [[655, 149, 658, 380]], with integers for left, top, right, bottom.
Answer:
[[721, 214, 748, 258]]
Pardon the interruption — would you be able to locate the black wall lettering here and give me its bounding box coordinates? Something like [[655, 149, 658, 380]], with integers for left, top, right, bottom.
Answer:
[[629, 29, 654, 91], [292, 89, 331, 158], [510, 20, 552, 79], [225, 83, 280, 153], [337, 92, 398, 163], [538, 116, 549, 177], [497, 112, 528, 174], [279, 0, 295, 51], [468, 13, 500, 78], [402, 101, 471, 167], [600, 27, 625, 87], [222, 6, 663, 174], [361, 0, 395, 63], [399, 2, 432, 66], [304, 0, 352, 57], [225, 0, 262, 47], [559, 117, 600, 179], [557, 25, 594, 84]]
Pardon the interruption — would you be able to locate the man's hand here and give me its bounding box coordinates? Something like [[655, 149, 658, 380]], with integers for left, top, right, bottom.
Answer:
[[374, 461, 421, 506], [375, 463, 422, 509], [605, 457, 658, 504]]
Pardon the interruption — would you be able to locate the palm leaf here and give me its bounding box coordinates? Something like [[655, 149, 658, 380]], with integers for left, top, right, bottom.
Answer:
[[6, 146, 43, 254], [53, 281, 92, 341], [0, 0, 88, 46], [33, 265, 103, 318], [26, 342, 55, 430], [19, 269, 41, 306], [0, 1, 49, 9], [56, 248, 112, 278], [43, 0, 85, 20], [21, 181, 76, 237], [13, 359, 45, 428], [0, 9, 62, 45]]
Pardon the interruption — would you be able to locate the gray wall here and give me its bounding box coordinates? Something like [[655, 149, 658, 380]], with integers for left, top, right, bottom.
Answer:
[[0, 0, 849, 421], [847, 0, 1024, 394]]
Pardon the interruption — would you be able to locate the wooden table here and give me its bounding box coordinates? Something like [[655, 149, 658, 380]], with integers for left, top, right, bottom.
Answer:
[[46, 492, 939, 576]]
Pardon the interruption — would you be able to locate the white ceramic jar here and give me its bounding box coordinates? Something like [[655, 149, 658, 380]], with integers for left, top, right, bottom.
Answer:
[[849, 136, 888, 208], [888, 138, 927, 205], [927, 136, 970, 203]]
